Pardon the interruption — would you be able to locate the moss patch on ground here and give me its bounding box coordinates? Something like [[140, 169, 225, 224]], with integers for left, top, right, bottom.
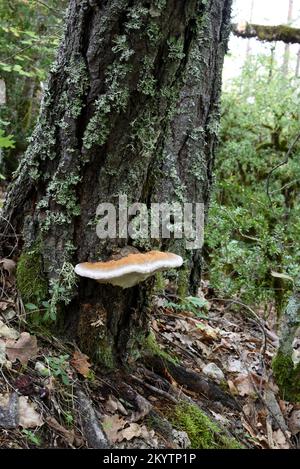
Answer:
[[169, 402, 242, 449]]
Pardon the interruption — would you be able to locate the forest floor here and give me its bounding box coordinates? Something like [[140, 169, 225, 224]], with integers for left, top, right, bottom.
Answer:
[[0, 254, 299, 449]]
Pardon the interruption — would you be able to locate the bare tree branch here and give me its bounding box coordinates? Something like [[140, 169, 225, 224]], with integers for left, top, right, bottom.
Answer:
[[232, 22, 300, 44]]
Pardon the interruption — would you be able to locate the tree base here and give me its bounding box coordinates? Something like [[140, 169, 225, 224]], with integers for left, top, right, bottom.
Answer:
[[65, 280, 154, 369]]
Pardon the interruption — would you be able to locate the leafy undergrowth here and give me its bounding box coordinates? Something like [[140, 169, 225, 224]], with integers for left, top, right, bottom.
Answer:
[[0, 258, 300, 449]]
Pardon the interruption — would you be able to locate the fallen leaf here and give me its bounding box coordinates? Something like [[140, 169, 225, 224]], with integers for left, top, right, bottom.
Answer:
[[233, 373, 256, 396], [195, 340, 211, 357], [0, 301, 10, 311], [0, 259, 16, 277], [173, 332, 194, 347], [227, 358, 246, 373], [105, 395, 128, 415], [194, 322, 218, 342], [0, 319, 19, 340], [227, 379, 239, 395], [102, 414, 126, 443], [218, 337, 237, 351], [6, 332, 38, 365], [14, 375, 34, 396], [2, 308, 16, 321], [174, 319, 191, 333], [210, 410, 229, 425], [19, 396, 43, 428], [241, 416, 268, 449], [70, 350, 91, 378], [152, 319, 160, 332], [121, 424, 155, 443], [202, 362, 225, 382], [272, 428, 290, 449], [0, 339, 11, 368], [120, 422, 142, 441]]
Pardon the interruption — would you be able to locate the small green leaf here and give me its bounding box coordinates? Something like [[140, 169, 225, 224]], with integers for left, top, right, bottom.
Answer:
[[25, 303, 38, 311]]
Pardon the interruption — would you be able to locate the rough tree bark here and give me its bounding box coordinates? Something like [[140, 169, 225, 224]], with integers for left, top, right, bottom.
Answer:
[[0, 0, 232, 367], [273, 280, 300, 402]]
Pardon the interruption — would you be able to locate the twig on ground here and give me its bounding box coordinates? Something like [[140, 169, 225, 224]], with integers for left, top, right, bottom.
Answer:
[[130, 374, 178, 403]]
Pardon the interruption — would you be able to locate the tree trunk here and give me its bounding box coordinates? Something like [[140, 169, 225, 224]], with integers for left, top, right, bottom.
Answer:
[[272, 280, 300, 402], [296, 47, 300, 77], [282, 0, 293, 75], [0, 0, 232, 367], [245, 0, 255, 60]]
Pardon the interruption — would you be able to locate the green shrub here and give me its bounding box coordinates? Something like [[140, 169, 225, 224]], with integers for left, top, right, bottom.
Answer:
[[205, 56, 300, 315]]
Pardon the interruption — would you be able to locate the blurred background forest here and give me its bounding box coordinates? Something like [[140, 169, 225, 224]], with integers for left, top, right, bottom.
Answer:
[[1, 0, 300, 321]]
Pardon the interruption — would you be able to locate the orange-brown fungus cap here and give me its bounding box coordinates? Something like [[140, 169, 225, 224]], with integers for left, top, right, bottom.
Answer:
[[74, 250, 183, 288]]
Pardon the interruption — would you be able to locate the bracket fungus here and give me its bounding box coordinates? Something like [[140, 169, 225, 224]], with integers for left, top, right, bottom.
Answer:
[[74, 250, 183, 288]]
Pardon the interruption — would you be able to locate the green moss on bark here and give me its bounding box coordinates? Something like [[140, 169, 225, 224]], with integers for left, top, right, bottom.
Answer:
[[272, 351, 300, 402], [16, 249, 48, 304], [177, 266, 190, 299], [143, 331, 179, 364], [96, 338, 116, 371]]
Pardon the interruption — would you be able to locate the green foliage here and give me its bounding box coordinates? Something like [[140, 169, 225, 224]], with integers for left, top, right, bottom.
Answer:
[[18, 252, 76, 323], [205, 56, 300, 314], [25, 300, 53, 325], [45, 354, 70, 386], [63, 411, 74, 427], [0, 129, 14, 148], [22, 429, 42, 447], [48, 262, 77, 322], [170, 402, 242, 449], [165, 296, 208, 318], [0, 128, 14, 178], [0, 0, 67, 178]]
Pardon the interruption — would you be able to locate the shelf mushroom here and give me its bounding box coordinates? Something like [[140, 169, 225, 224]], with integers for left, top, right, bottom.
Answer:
[[74, 250, 183, 288]]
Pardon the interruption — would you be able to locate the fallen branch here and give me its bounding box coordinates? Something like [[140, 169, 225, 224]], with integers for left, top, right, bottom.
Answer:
[[144, 355, 240, 411], [75, 388, 108, 449], [232, 22, 300, 44]]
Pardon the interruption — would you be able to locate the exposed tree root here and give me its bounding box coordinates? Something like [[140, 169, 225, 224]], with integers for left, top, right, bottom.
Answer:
[[75, 388, 108, 449], [143, 355, 240, 411], [105, 366, 242, 449]]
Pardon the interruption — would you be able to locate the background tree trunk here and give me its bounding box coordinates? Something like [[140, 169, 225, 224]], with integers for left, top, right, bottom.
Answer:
[[282, 0, 293, 75], [245, 0, 255, 60], [272, 280, 300, 402], [0, 0, 232, 367], [295, 47, 300, 77]]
